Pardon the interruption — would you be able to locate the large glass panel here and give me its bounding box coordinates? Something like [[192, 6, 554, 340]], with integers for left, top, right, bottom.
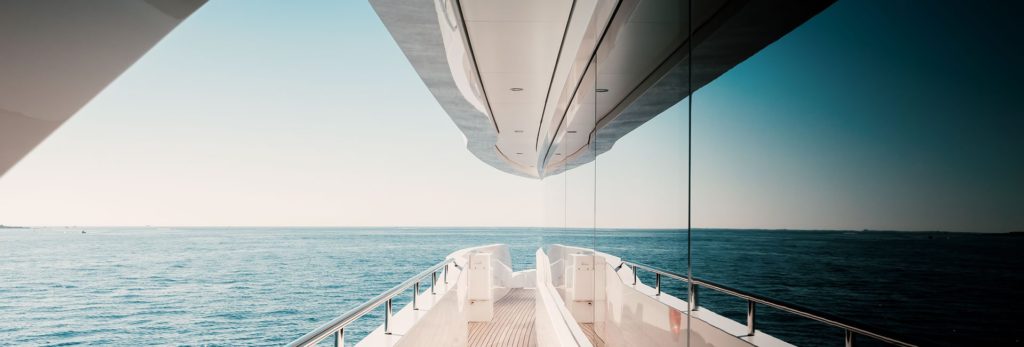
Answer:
[[589, 0, 692, 346], [539, 0, 607, 340], [690, 1, 1024, 346]]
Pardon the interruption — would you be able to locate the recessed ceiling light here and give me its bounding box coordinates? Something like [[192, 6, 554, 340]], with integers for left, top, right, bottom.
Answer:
[[596, 88, 609, 92], [513, 130, 524, 133], [510, 87, 524, 91], [567, 130, 577, 134], [556, 153, 562, 155], [515, 152, 523, 155]]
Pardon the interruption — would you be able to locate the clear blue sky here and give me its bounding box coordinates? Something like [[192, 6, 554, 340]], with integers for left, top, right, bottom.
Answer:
[[0, 1, 1020, 232]]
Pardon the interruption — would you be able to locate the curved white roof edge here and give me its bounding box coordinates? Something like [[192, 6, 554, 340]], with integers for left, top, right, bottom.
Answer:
[[371, 0, 835, 179], [372, 0, 536, 178]]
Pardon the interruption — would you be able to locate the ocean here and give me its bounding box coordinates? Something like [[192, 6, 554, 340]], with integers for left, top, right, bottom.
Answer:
[[1, 227, 1021, 346]]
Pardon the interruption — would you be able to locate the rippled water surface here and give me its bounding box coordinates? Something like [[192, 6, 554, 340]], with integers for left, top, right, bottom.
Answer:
[[1, 228, 1021, 346]]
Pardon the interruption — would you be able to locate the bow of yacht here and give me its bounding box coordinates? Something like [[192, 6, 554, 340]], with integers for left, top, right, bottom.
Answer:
[[289, 245, 912, 347]]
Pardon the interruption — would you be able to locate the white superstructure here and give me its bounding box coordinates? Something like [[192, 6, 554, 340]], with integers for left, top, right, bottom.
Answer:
[[370, 0, 834, 178]]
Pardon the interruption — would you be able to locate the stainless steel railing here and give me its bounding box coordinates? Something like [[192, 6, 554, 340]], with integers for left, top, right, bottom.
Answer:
[[618, 261, 918, 347], [287, 258, 458, 347]]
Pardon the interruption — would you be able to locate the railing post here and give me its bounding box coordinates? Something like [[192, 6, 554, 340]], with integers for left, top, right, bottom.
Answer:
[[333, 328, 344, 347], [413, 281, 420, 310], [588, 260, 910, 347], [655, 273, 662, 296], [688, 283, 699, 311], [444, 263, 449, 284], [384, 298, 393, 334], [431, 271, 438, 294], [746, 300, 756, 336]]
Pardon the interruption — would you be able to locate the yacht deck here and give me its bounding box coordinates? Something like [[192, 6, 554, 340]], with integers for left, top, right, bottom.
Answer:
[[468, 288, 537, 347], [579, 323, 605, 347]]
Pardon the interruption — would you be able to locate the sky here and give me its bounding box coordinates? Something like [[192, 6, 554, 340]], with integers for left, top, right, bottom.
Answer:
[[0, 1, 1021, 232]]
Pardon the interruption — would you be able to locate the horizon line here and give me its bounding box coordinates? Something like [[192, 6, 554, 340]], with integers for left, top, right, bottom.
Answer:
[[3, 224, 1019, 234]]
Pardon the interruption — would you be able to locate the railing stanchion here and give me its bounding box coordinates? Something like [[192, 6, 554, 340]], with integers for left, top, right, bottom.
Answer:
[[655, 273, 662, 296], [294, 257, 917, 347], [333, 328, 344, 347], [689, 282, 699, 311], [747, 300, 756, 336], [632, 264, 638, 285], [287, 259, 452, 347], [618, 260, 917, 347], [384, 298, 393, 334], [413, 281, 420, 310]]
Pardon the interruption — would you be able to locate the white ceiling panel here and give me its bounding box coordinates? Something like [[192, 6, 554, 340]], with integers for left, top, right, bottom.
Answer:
[[497, 137, 537, 153], [491, 102, 545, 132], [460, 0, 575, 175], [461, 0, 572, 22], [466, 21, 566, 73], [497, 140, 538, 166], [480, 72, 549, 104]]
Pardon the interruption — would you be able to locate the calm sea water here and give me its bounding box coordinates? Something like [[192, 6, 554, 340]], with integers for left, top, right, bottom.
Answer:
[[0, 227, 1021, 346]]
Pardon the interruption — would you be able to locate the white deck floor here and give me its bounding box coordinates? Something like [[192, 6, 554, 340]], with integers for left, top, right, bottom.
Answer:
[[468, 289, 537, 347]]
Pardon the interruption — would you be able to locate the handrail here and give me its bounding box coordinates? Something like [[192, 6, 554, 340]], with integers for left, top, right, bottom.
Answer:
[[287, 258, 457, 347], [619, 261, 918, 347]]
